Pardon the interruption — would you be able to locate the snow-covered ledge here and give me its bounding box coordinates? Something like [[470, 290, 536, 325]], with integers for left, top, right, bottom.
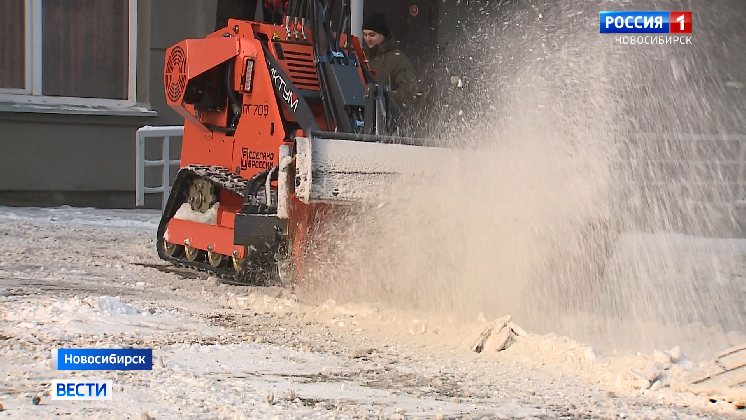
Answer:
[[0, 94, 157, 117]]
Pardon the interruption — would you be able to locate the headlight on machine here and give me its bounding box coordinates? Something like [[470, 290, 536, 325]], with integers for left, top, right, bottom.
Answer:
[[242, 58, 255, 93]]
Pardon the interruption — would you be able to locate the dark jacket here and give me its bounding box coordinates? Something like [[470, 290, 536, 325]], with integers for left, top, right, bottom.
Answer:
[[363, 37, 418, 107]]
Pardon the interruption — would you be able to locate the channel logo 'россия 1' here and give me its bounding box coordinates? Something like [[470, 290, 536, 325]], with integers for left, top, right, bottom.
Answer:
[[600, 11, 692, 34]]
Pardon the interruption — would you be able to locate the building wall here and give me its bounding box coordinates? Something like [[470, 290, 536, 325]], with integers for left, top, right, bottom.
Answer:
[[1, 0, 448, 210], [7, 0, 740, 213], [0, 0, 217, 209]]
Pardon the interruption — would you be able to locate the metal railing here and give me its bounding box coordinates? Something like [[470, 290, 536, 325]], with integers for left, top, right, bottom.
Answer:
[[133, 127, 746, 212], [135, 125, 183, 209]]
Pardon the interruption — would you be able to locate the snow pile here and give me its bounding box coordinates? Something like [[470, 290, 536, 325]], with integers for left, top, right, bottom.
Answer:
[[2, 296, 149, 342], [484, 324, 746, 410], [93, 296, 143, 315], [611, 347, 699, 392], [0, 205, 160, 230], [3, 296, 144, 323], [3, 297, 97, 323]]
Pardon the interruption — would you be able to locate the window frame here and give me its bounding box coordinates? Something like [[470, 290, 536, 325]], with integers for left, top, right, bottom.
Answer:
[[0, 0, 138, 109]]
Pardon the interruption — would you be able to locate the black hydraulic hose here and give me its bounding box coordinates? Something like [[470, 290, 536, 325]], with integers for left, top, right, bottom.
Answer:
[[296, 0, 305, 20], [300, 0, 309, 33], [204, 123, 236, 135], [336, 15, 349, 59], [345, 2, 352, 61], [334, 0, 345, 48], [288, 0, 301, 30], [298, 0, 305, 18], [324, 13, 339, 63], [303, 0, 310, 20], [320, 0, 353, 131], [313, 0, 336, 64], [318, 81, 333, 131], [226, 59, 243, 128], [311, 0, 334, 130], [293, 0, 300, 21], [196, 59, 242, 134], [285, 0, 296, 27], [318, 45, 342, 130]]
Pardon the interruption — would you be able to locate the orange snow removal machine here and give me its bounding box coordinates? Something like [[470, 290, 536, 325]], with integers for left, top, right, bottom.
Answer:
[[158, 0, 457, 285]]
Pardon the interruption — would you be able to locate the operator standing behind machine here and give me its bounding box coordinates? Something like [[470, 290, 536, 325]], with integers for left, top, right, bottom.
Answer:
[[362, 13, 419, 110]]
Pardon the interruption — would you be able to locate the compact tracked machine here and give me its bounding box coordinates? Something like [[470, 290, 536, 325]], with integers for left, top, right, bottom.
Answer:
[[158, 0, 458, 285]]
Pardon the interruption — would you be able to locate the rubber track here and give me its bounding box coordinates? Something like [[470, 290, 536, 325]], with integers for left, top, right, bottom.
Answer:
[[155, 164, 282, 286]]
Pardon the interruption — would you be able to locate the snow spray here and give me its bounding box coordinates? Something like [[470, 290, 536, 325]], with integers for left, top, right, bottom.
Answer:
[[296, 0, 746, 359]]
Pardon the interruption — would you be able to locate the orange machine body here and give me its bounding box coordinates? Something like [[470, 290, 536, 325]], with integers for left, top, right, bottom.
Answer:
[[160, 19, 369, 280]]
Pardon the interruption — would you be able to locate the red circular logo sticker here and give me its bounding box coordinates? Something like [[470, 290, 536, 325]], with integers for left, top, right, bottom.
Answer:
[[410, 5, 418, 16]]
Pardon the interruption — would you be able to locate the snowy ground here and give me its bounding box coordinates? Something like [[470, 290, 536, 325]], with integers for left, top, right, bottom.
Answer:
[[1, 205, 746, 419]]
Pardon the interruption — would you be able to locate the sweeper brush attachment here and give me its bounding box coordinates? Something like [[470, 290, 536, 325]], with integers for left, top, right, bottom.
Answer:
[[294, 130, 470, 204], [155, 0, 469, 286]]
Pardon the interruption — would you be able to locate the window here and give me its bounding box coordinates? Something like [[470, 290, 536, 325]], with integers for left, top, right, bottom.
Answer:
[[0, 0, 137, 107], [0, 1, 28, 91]]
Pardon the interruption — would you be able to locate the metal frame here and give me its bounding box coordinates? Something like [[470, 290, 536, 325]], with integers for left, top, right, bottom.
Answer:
[[0, 0, 138, 107], [635, 133, 746, 207], [350, 0, 364, 40], [136, 125, 183, 210], [0, 0, 32, 94]]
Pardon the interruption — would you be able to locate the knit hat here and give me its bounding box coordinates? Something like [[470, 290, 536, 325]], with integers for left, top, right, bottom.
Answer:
[[362, 13, 390, 38]]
